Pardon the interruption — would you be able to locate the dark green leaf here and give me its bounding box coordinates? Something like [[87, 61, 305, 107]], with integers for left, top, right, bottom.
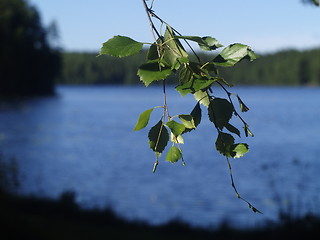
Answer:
[[147, 43, 159, 61], [166, 120, 186, 136], [188, 62, 207, 77], [183, 102, 202, 133], [215, 132, 235, 157], [176, 77, 216, 96], [179, 65, 193, 85], [202, 62, 218, 75], [208, 98, 234, 130], [166, 146, 182, 163], [134, 108, 155, 131], [248, 203, 263, 214], [191, 102, 202, 127], [148, 120, 169, 153], [225, 123, 241, 137], [138, 60, 172, 86], [213, 43, 258, 67], [99, 35, 143, 57]]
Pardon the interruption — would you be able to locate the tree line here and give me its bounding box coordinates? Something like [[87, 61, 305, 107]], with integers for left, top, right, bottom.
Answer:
[[57, 48, 320, 86], [0, 0, 61, 97]]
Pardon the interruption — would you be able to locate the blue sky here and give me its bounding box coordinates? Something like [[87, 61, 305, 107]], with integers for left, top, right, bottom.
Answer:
[[29, 0, 320, 53]]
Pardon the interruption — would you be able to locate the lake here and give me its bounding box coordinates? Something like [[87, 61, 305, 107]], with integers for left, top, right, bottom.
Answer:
[[0, 85, 320, 228]]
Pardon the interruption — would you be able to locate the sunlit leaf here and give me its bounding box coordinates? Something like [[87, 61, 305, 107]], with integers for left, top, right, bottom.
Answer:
[[178, 114, 196, 129], [166, 120, 186, 136], [208, 98, 234, 130], [134, 108, 155, 131], [99, 35, 143, 57], [138, 60, 172, 86], [194, 90, 210, 107], [166, 146, 182, 163], [232, 143, 249, 158], [148, 120, 169, 153], [164, 26, 189, 58], [213, 43, 258, 67], [170, 133, 184, 144]]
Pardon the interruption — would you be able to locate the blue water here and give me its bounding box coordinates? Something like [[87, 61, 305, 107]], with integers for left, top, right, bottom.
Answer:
[[0, 85, 320, 228]]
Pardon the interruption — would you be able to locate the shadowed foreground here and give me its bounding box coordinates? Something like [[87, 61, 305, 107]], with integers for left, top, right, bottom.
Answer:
[[1, 192, 319, 240]]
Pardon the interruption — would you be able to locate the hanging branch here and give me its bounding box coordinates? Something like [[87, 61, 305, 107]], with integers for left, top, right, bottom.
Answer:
[[99, 0, 261, 214]]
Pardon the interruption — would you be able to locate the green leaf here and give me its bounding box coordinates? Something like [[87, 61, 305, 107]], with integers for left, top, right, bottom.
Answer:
[[134, 108, 155, 131], [166, 146, 182, 163], [199, 36, 224, 51], [176, 77, 216, 96], [237, 95, 249, 112], [183, 102, 202, 133], [215, 132, 235, 157], [166, 120, 186, 136], [178, 115, 196, 129], [175, 36, 223, 51], [213, 43, 258, 67], [99, 35, 143, 57], [232, 143, 249, 158], [194, 90, 210, 107], [202, 62, 218, 75], [138, 60, 172, 86], [164, 26, 188, 58], [179, 65, 193, 85], [187, 62, 207, 77], [148, 120, 169, 153], [208, 98, 234, 130], [170, 133, 184, 144]]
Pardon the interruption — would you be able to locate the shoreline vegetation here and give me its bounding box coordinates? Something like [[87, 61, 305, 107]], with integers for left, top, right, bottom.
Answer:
[[57, 48, 320, 87], [1, 191, 319, 239]]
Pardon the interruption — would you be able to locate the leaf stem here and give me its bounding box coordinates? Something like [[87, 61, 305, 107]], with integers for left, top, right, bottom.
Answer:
[[225, 156, 262, 213]]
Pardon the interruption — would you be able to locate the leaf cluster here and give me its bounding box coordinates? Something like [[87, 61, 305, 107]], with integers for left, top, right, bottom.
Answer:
[[99, 29, 256, 161], [98, 1, 260, 213]]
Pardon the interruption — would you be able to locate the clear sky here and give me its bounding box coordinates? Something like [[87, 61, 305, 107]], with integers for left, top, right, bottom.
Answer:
[[28, 0, 320, 53]]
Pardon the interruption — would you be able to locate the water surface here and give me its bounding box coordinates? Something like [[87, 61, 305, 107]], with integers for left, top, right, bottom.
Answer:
[[0, 85, 319, 228]]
